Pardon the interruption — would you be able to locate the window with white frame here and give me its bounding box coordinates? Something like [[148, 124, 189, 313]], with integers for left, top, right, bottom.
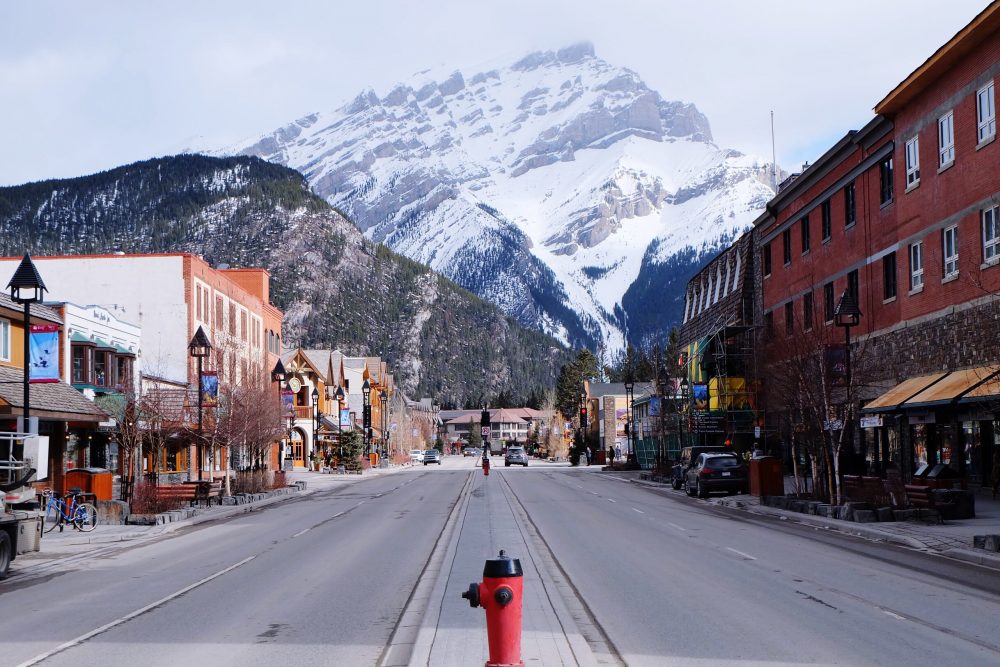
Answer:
[[939, 111, 955, 166], [0, 319, 9, 361], [977, 81, 996, 144], [905, 137, 920, 187], [909, 241, 924, 290], [984, 205, 1000, 264], [943, 225, 958, 278]]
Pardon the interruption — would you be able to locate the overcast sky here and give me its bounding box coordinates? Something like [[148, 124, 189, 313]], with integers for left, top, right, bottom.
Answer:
[[0, 1, 990, 186]]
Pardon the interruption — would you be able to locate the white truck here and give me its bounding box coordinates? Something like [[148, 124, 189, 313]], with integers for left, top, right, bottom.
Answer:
[[0, 432, 46, 579]]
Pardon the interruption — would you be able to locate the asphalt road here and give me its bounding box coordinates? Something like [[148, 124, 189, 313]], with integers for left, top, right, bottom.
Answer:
[[0, 469, 467, 667], [501, 466, 1000, 666]]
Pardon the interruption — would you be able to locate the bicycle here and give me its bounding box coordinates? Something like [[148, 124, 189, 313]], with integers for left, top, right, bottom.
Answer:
[[40, 489, 98, 533]]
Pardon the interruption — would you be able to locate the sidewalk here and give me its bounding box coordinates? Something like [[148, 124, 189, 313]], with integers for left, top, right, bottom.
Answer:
[[16, 464, 411, 568], [621, 470, 1000, 570]]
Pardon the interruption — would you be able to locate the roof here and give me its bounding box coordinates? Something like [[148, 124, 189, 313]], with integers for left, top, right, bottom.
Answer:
[[0, 365, 108, 421], [300, 349, 332, 382], [862, 373, 948, 412], [588, 382, 655, 399], [903, 366, 1000, 409], [0, 292, 62, 324], [875, 2, 1000, 115]]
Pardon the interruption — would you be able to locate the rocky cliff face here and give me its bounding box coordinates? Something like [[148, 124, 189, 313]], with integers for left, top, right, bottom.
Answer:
[[224, 43, 774, 350], [0, 155, 568, 405]]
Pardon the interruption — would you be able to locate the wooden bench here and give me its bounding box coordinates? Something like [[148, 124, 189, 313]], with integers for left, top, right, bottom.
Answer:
[[156, 481, 224, 507], [842, 475, 891, 505]]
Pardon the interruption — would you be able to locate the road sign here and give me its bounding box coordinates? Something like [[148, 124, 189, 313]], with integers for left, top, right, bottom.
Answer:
[[823, 419, 844, 431], [482, 426, 491, 437]]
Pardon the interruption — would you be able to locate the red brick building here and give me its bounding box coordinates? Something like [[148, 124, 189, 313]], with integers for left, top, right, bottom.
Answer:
[[754, 3, 1000, 488]]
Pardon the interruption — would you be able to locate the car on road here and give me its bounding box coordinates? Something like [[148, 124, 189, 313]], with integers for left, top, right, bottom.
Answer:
[[409, 449, 424, 463], [463, 447, 482, 457], [684, 453, 747, 498], [504, 446, 528, 467], [671, 446, 730, 489], [423, 449, 442, 465]]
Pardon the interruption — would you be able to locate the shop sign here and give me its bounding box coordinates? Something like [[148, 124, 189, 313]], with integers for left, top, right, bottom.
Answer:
[[692, 412, 725, 433], [908, 412, 936, 425], [823, 419, 844, 431], [859, 416, 883, 429]]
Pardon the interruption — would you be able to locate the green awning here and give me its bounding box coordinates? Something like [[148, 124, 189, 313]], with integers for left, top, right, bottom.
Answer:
[[70, 332, 94, 344]]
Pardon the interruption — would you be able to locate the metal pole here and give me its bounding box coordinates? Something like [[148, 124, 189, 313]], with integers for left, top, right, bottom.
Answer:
[[337, 398, 343, 459], [22, 300, 29, 428], [197, 354, 203, 482]]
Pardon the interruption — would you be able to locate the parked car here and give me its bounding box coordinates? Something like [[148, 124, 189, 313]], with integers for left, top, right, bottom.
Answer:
[[409, 449, 424, 463], [671, 446, 730, 489], [423, 449, 442, 465], [504, 446, 529, 467], [684, 453, 748, 498]]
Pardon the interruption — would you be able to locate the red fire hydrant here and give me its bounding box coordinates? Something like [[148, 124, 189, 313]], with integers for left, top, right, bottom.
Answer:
[[482, 455, 490, 476], [462, 550, 524, 667]]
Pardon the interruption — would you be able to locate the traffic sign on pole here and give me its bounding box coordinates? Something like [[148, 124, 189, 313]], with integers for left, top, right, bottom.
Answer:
[[482, 426, 491, 437]]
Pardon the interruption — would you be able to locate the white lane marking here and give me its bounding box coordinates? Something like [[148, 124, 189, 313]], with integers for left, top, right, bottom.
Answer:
[[16, 555, 256, 667], [356, 500, 365, 507], [292, 528, 310, 538], [607, 498, 616, 503], [883, 610, 907, 621], [726, 547, 757, 560], [334, 511, 345, 518], [632, 507, 644, 514], [589, 491, 599, 496], [575, 484, 583, 488], [667, 522, 687, 531]]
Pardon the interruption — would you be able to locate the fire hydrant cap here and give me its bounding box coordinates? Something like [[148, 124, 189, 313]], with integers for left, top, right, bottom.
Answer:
[[483, 549, 523, 578]]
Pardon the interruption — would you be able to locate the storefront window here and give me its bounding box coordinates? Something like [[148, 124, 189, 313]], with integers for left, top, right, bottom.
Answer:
[[963, 421, 982, 482], [72, 346, 87, 384], [912, 424, 928, 468], [938, 423, 954, 466], [94, 351, 109, 387]]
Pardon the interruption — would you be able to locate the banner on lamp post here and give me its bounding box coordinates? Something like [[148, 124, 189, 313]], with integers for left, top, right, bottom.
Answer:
[[200, 371, 219, 407], [29, 324, 60, 384], [281, 390, 294, 418], [340, 408, 351, 427]]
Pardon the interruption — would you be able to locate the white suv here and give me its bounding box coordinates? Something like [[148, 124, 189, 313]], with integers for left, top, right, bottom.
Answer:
[[409, 449, 424, 463]]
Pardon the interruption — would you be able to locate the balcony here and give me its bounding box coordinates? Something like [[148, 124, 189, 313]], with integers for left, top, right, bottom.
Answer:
[[293, 405, 313, 420]]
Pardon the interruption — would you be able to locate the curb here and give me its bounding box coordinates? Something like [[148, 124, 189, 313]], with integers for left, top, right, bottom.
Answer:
[[941, 547, 1000, 569]]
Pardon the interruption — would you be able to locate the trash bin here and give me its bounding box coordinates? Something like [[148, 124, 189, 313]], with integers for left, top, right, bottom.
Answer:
[[749, 457, 783, 497], [63, 467, 113, 501]]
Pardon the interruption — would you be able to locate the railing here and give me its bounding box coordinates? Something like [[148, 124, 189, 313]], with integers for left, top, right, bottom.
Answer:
[[293, 405, 313, 420]]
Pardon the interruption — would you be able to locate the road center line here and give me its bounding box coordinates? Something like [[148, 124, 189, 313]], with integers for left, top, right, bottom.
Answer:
[[607, 498, 616, 503], [292, 528, 310, 538], [726, 547, 757, 560], [667, 522, 687, 531], [632, 507, 644, 514], [883, 610, 907, 621], [334, 511, 345, 517], [15, 555, 256, 667]]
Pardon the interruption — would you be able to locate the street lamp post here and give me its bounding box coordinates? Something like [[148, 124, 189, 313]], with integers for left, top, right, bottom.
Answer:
[[624, 378, 635, 464], [270, 360, 288, 468], [362, 378, 372, 458], [657, 376, 668, 473], [6, 254, 47, 434], [188, 326, 212, 482], [311, 386, 320, 465], [335, 385, 345, 460], [834, 290, 862, 391], [379, 389, 389, 461]]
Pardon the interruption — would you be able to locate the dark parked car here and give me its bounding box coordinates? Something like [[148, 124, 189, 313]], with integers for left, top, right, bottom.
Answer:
[[504, 446, 528, 467], [684, 453, 747, 498], [671, 446, 730, 489], [423, 449, 442, 465]]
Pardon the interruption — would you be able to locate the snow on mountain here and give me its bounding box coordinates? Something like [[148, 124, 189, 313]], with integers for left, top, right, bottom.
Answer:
[[222, 42, 775, 350]]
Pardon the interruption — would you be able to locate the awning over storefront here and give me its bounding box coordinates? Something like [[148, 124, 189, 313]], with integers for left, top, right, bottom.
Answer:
[[863, 366, 1000, 413], [862, 373, 947, 412], [903, 366, 1000, 409], [0, 365, 107, 422]]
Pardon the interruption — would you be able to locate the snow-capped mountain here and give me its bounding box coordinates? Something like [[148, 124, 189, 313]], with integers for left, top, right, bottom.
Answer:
[[224, 42, 775, 350]]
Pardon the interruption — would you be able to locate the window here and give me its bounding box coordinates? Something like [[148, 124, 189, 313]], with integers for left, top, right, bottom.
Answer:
[[763, 243, 772, 277], [800, 216, 811, 254], [215, 297, 224, 328], [943, 225, 959, 278], [803, 292, 814, 331], [71, 345, 86, 383], [229, 303, 237, 336], [764, 311, 774, 336], [115, 355, 133, 388], [782, 228, 792, 265], [94, 351, 109, 386], [821, 200, 831, 241], [824, 282, 835, 322], [0, 319, 9, 362], [905, 137, 920, 187], [977, 81, 996, 144], [939, 111, 955, 166], [784, 302, 794, 335], [883, 252, 897, 300], [241, 310, 248, 341], [196, 287, 202, 322], [910, 241, 924, 290], [847, 269, 859, 303], [984, 205, 1000, 264], [844, 181, 856, 227], [879, 156, 894, 204]]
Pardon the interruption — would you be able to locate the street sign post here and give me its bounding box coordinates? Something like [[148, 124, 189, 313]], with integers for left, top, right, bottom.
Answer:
[[482, 426, 491, 437]]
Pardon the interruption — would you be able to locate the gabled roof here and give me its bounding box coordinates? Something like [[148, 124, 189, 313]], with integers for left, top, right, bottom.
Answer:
[[0, 292, 62, 324], [0, 365, 107, 421], [300, 349, 332, 382]]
